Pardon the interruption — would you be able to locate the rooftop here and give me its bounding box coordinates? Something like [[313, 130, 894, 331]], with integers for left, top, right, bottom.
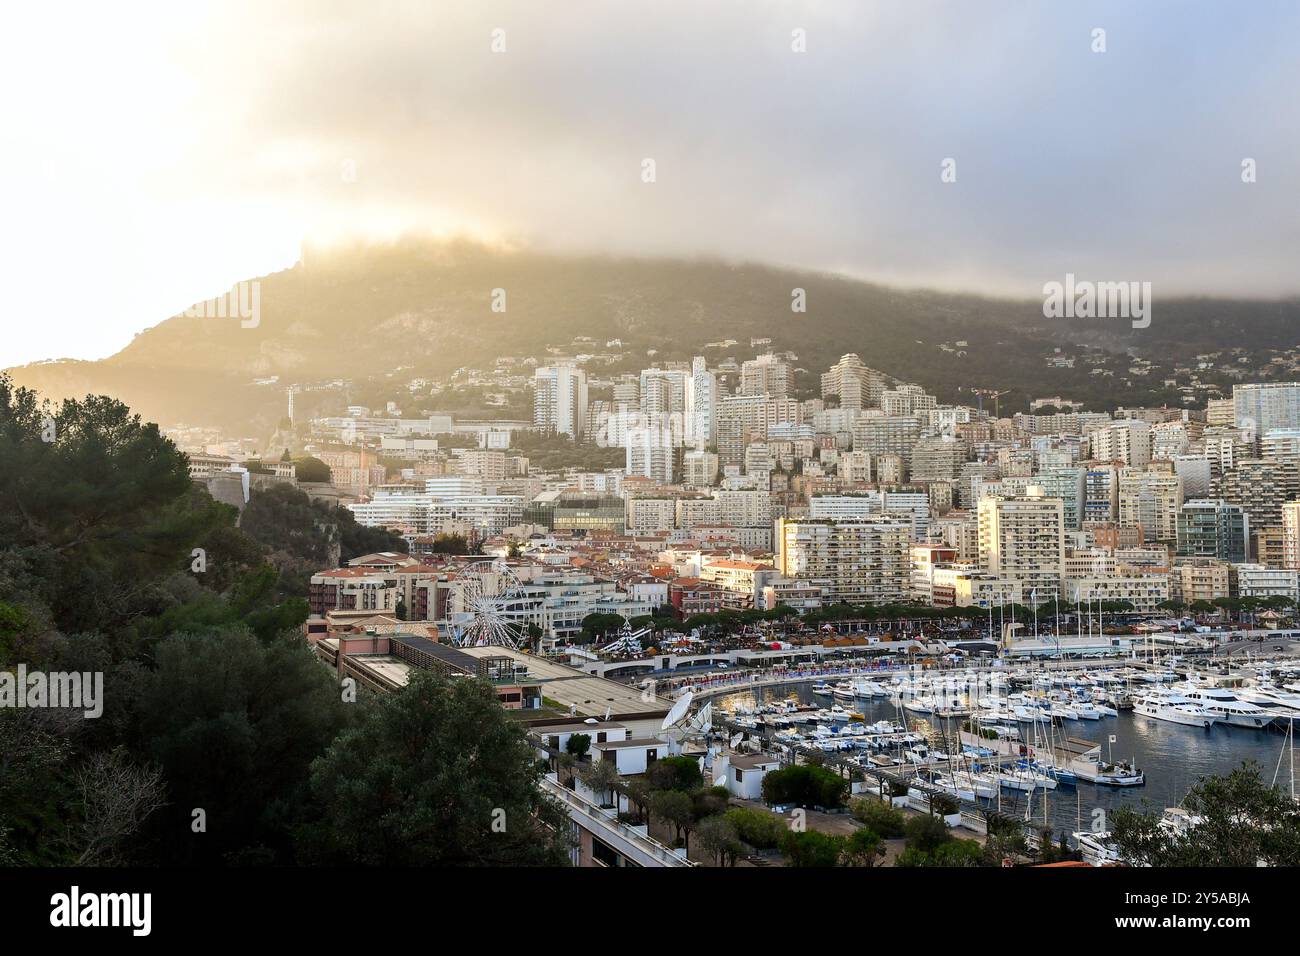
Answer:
[[459, 646, 673, 720]]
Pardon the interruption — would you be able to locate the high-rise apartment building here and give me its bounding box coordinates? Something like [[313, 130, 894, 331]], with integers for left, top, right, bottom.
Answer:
[[1282, 501, 1300, 571], [739, 354, 790, 397], [683, 357, 717, 449], [1176, 498, 1249, 563], [977, 492, 1065, 599], [774, 517, 912, 604], [1117, 468, 1183, 543], [1088, 420, 1153, 468], [1234, 382, 1300, 438], [534, 365, 588, 439]]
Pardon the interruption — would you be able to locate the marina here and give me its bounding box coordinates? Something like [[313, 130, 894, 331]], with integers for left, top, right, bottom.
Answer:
[[712, 658, 1300, 840]]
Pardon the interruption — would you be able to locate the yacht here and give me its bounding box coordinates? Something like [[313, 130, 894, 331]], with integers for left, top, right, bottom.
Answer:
[[1177, 687, 1273, 729], [930, 773, 976, 802], [1134, 693, 1219, 729], [811, 681, 834, 696], [996, 766, 1058, 791], [1159, 807, 1204, 838], [848, 680, 882, 698], [1239, 687, 1300, 723], [831, 681, 857, 701], [1072, 830, 1121, 866], [1071, 702, 1103, 721], [1069, 745, 1145, 786], [965, 770, 1001, 799]]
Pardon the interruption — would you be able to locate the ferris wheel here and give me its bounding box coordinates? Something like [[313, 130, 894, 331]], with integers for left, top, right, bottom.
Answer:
[[448, 560, 532, 649]]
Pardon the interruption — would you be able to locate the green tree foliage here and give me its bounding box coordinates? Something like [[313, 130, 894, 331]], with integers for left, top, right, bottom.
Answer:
[[133, 628, 349, 864], [0, 376, 231, 635], [896, 837, 984, 867], [238, 483, 406, 596], [780, 829, 845, 867], [650, 789, 695, 849], [580, 612, 627, 642], [850, 798, 906, 838], [904, 812, 952, 854], [430, 532, 473, 555], [0, 380, 566, 868], [1110, 761, 1300, 866], [579, 758, 622, 808], [646, 755, 704, 793], [511, 429, 623, 470], [691, 785, 730, 821], [760, 764, 848, 809], [842, 827, 886, 867], [696, 815, 743, 866], [299, 670, 570, 865], [293, 456, 332, 483], [724, 807, 787, 850]]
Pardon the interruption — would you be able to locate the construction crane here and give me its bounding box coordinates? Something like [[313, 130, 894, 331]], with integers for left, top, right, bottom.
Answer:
[[971, 388, 1011, 419]]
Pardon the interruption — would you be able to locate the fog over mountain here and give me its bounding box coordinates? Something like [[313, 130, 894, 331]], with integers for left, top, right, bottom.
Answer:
[[7, 239, 1299, 438], [3, 1, 1299, 369]]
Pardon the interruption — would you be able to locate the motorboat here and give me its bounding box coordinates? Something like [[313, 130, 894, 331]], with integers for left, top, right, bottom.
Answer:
[[1071, 702, 1103, 721], [1072, 830, 1121, 866], [1134, 693, 1219, 729], [1178, 686, 1275, 729], [1074, 757, 1145, 786], [1159, 807, 1204, 838]]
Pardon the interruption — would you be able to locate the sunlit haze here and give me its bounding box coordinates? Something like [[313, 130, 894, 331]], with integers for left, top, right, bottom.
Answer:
[[2, 0, 1299, 368]]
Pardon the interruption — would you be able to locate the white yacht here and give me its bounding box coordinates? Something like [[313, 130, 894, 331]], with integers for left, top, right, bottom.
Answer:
[[1177, 687, 1273, 729], [1071, 702, 1103, 720], [831, 681, 857, 701], [1159, 807, 1204, 838], [1068, 745, 1145, 787], [852, 680, 888, 698], [1072, 830, 1121, 866], [1134, 693, 1219, 729], [930, 773, 976, 802], [1239, 686, 1300, 723], [996, 766, 1058, 791]]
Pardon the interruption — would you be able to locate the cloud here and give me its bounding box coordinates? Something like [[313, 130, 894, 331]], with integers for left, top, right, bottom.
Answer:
[[2, 0, 1298, 368]]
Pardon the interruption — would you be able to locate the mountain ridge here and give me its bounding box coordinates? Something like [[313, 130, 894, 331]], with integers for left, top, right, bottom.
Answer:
[[8, 239, 1300, 433]]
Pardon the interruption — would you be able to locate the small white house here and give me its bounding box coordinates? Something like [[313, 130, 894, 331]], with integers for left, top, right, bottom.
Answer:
[[592, 738, 666, 776], [715, 753, 780, 801], [538, 722, 628, 757]]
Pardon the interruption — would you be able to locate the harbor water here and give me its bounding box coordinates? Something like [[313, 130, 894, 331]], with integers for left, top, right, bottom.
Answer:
[[714, 681, 1295, 838]]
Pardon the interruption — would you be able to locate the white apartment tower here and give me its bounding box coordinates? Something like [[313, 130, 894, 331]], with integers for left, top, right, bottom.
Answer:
[[534, 365, 588, 439], [977, 492, 1065, 600], [740, 353, 790, 397], [684, 356, 717, 449], [1088, 420, 1153, 469]]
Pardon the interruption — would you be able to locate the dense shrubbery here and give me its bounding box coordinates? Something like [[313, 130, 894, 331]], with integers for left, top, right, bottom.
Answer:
[[850, 798, 906, 838], [0, 376, 562, 866], [724, 807, 786, 850], [760, 764, 849, 809]]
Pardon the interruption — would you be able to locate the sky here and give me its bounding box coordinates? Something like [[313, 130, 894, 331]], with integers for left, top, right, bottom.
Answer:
[[2, 0, 1299, 369]]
